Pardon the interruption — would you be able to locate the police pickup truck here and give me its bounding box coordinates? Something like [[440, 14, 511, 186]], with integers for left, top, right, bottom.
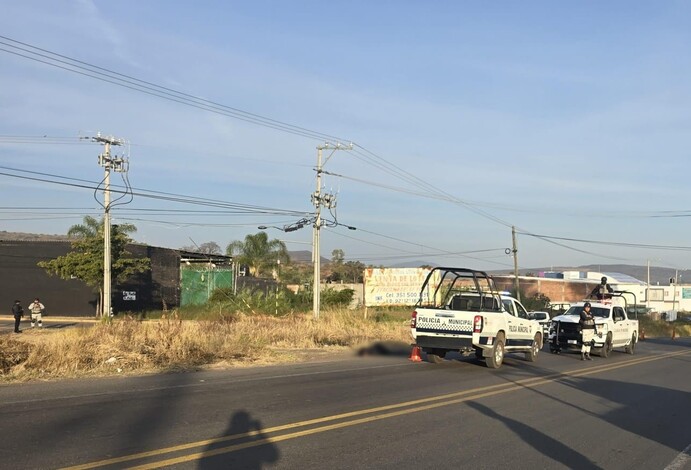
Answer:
[[548, 292, 639, 357], [410, 267, 542, 369]]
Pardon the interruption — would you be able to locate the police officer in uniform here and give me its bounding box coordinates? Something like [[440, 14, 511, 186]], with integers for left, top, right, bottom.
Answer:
[[11, 300, 24, 333], [591, 276, 614, 300], [580, 302, 596, 360]]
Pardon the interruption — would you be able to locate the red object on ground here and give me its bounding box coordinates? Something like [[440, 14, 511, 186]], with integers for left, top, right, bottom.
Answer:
[[409, 346, 422, 362]]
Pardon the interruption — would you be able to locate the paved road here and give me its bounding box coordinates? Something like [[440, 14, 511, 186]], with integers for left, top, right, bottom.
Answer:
[[0, 338, 689, 469]]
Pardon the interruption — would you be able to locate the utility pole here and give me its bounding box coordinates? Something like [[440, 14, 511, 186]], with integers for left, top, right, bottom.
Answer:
[[512, 226, 521, 302], [312, 142, 351, 319], [93, 133, 126, 317], [672, 268, 678, 311], [646, 259, 650, 310]]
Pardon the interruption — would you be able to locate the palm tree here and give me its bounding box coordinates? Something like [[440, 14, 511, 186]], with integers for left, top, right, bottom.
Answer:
[[67, 216, 137, 239], [226, 232, 289, 277], [67, 215, 101, 238]]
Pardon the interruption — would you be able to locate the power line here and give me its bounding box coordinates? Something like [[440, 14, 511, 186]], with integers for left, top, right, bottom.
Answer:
[[3, 36, 683, 263], [0, 135, 88, 145], [325, 227, 512, 267], [0, 35, 348, 143], [0, 166, 309, 217], [0, 136, 314, 169], [520, 232, 691, 252]]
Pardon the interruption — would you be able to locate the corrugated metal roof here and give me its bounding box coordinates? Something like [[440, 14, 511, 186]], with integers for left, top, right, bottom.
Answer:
[[601, 272, 646, 285]]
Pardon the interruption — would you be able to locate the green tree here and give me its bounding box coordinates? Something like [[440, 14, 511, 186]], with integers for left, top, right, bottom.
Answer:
[[327, 248, 346, 282], [331, 249, 344, 264], [513, 291, 551, 311], [342, 260, 366, 283], [226, 232, 289, 277], [280, 262, 312, 285], [39, 217, 150, 315]]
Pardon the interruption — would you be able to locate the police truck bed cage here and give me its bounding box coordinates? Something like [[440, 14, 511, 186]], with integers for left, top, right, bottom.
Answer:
[[417, 267, 503, 312], [579, 290, 639, 319]]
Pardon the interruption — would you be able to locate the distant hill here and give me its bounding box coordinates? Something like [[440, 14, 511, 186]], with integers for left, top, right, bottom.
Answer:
[[389, 261, 440, 269], [0, 231, 70, 242], [287, 250, 329, 264]]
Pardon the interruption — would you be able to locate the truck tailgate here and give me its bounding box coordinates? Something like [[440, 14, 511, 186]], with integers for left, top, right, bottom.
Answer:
[[415, 309, 474, 336]]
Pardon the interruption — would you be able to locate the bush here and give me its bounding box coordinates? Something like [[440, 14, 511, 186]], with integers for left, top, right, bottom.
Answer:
[[207, 286, 355, 315], [320, 288, 354, 307]]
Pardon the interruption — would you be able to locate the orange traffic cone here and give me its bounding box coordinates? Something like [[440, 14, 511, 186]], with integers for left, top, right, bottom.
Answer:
[[409, 346, 422, 362]]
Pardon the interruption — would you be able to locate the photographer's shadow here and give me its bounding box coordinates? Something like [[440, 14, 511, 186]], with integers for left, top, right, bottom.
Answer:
[[198, 410, 280, 469]]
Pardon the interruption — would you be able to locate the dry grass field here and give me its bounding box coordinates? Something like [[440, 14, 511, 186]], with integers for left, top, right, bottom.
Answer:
[[0, 308, 412, 383]]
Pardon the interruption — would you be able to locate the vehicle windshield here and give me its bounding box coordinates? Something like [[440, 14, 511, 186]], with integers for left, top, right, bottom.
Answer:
[[564, 305, 609, 318], [531, 312, 548, 320]]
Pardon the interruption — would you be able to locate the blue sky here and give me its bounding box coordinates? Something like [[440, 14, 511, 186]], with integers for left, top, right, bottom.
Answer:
[[1, 1, 690, 273]]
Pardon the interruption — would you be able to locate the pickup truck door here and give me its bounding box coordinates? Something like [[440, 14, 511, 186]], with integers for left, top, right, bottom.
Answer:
[[502, 299, 534, 347], [611, 307, 629, 346], [513, 300, 536, 345]]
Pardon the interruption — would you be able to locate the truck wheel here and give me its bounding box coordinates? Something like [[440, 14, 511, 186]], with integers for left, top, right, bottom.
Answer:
[[625, 334, 636, 355], [426, 348, 446, 364], [525, 333, 541, 362], [486, 333, 505, 369], [598, 334, 613, 358]]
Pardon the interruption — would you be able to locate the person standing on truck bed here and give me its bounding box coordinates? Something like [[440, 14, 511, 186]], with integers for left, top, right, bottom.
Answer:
[[580, 302, 596, 361], [590, 276, 614, 300]]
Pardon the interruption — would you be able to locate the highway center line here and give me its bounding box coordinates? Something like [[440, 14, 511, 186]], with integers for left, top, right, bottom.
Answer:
[[62, 349, 689, 470]]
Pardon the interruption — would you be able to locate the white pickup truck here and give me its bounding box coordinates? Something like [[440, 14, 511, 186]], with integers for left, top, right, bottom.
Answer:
[[548, 293, 639, 357], [410, 267, 542, 369]]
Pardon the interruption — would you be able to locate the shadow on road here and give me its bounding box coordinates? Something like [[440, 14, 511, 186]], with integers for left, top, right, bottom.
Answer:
[[486, 350, 691, 463], [466, 401, 603, 469], [197, 410, 280, 469], [16, 370, 202, 468]]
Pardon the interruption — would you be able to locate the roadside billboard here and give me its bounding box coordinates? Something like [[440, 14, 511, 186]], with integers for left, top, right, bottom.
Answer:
[[364, 267, 434, 307]]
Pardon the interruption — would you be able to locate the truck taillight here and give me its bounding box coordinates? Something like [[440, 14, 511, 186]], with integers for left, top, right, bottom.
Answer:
[[473, 315, 483, 333], [411, 310, 418, 328]]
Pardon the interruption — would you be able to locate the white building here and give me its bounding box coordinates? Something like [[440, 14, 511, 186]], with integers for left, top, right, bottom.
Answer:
[[563, 270, 690, 314]]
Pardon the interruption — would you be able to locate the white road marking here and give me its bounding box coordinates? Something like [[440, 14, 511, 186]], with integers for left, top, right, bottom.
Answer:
[[665, 442, 691, 470]]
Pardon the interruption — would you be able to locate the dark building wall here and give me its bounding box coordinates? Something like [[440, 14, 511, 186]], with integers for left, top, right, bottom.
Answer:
[[0, 240, 97, 316], [113, 245, 181, 313], [1, 240, 183, 316]]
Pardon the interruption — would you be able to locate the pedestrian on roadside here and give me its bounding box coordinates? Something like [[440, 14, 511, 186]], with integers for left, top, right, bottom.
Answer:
[[580, 302, 596, 361], [11, 300, 24, 333], [28, 297, 45, 328]]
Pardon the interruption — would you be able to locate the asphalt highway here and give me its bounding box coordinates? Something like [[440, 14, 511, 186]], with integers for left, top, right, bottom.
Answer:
[[0, 338, 689, 469]]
